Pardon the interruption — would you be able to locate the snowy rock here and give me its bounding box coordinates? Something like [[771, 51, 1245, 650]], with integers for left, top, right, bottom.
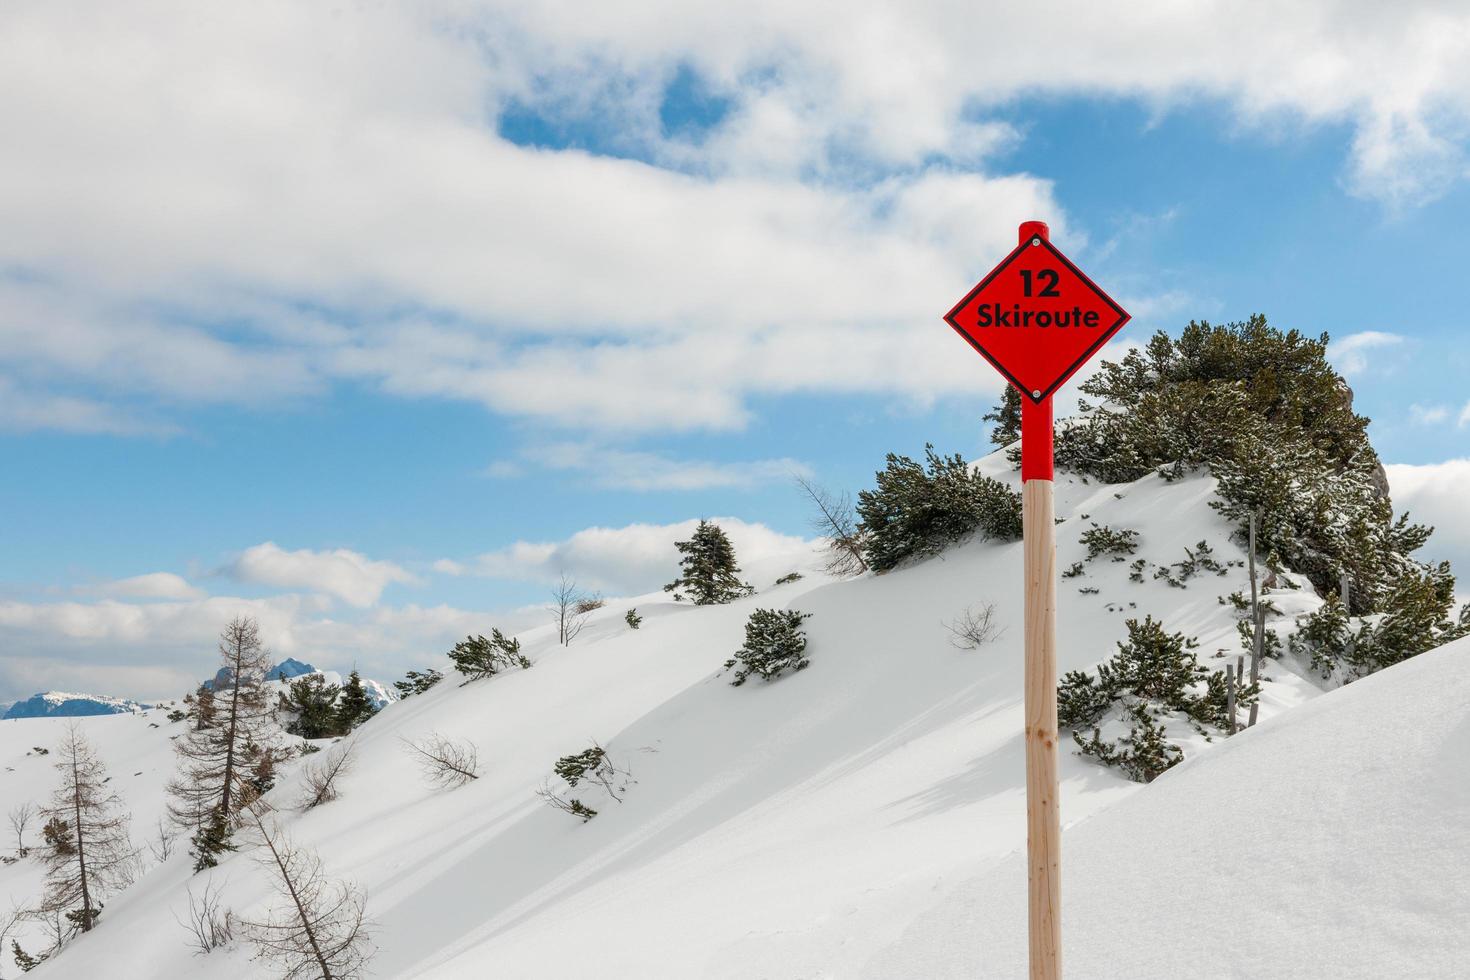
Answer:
[[2, 691, 152, 720]]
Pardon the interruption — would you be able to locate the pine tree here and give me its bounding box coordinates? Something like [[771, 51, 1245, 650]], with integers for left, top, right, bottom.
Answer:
[[724, 609, 812, 685], [982, 385, 1022, 447], [279, 674, 342, 739], [447, 629, 530, 680], [38, 724, 134, 935], [392, 668, 442, 699], [167, 617, 277, 871], [624, 608, 642, 630], [334, 671, 378, 732], [855, 445, 1022, 572], [664, 520, 754, 605]]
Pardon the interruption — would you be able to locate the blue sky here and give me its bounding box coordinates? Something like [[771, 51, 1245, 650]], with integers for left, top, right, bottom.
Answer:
[[2, 2, 1469, 701]]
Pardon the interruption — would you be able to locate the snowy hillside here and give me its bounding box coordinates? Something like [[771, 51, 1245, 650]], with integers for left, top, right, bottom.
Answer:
[[2, 452, 1461, 978]]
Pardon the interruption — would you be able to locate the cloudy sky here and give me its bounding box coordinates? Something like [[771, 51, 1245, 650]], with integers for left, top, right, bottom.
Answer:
[[3, 1, 1470, 701]]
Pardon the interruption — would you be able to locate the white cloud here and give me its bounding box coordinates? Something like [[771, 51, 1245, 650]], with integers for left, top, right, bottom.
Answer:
[[1329, 331, 1405, 377], [1458, 402, 1470, 428], [1385, 460, 1470, 602], [227, 542, 418, 607], [93, 572, 204, 601], [440, 517, 818, 594], [3, 3, 1468, 432], [0, 375, 176, 436], [501, 442, 810, 491], [1409, 403, 1451, 426], [0, 592, 506, 702]]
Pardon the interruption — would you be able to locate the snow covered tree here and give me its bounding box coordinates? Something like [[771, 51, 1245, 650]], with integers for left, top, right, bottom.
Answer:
[[724, 609, 812, 685], [664, 520, 754, 604], [855, 445, 1022, 572], [280, 674, 342, 739], [38, 724, 135, 935], [982, 385, 1022, 448], [241, 810, 372, 979], [1075, 703, 1184, 784], [167, 616, 278, 871], [624, 608, 642, 630], [447, 629, 530, 681], [334, 672, 377, 732]]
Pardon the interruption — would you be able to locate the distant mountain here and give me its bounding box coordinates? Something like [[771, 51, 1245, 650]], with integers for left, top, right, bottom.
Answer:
[[3, 691, 152, 720], [204, 658, 396, 711]]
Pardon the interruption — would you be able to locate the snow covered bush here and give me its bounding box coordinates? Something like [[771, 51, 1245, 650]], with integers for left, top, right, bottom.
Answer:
[[1078, 523, 1139, 562], [1060, 616, 1244, 782], [855, 444, 1022, 572], [664, 520, 754, 604], [625, 608, 642, 630], [447, 629, 531, 681], [725, 609, 812, 686]]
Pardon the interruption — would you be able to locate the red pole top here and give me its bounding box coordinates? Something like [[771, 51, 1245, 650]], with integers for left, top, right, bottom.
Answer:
[[1018, 219, 1053, 482], [1018, 220, 1050, 244]]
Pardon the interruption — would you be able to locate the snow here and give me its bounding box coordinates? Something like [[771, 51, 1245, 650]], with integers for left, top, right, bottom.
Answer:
[[2, 691, 153, 720], [2, 456, 1463, 978]]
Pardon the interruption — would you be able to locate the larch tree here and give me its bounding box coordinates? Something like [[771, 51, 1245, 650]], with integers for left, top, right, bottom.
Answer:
[[38, 724, 135, 936], [168, 616, 278, 871], [663, 520, 754, 605], [241, 809, 372, 980]]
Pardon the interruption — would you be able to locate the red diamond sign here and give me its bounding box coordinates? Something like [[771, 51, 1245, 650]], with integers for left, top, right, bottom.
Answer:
[[942, 230, 1129, 403]]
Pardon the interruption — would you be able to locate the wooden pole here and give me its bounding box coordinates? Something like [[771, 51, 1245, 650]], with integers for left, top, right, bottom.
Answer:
[[1018, 219, 1060, 980]]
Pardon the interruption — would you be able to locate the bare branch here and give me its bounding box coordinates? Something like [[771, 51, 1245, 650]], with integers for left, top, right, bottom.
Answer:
[[399, 734, 479, 789], [176, 878, 236, 955], [552, 573, 601, 645], [945, 603, 1003, 650], [8, 801, 35, 858], [794, 476, 869, 576], [298, 739, 357, 811]]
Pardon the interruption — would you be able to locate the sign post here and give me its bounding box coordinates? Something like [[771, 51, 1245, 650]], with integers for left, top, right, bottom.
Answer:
[[942, 221, 1130, 980]]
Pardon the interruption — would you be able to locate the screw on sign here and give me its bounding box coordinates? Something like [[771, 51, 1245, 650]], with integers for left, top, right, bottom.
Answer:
[[942, 221, 1129, 980]]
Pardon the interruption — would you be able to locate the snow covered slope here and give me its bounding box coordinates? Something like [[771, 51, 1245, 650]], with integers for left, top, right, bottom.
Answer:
[[865, 633, 1470, 979], [3, 455, 1457, 978]]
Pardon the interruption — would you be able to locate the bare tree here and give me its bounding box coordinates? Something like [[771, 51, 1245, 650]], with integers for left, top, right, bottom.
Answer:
[[945, 603, 1002, 650], [8, 802, 35, 858], [176, 879, 236, 955], [552, 573, 602, 645], [299, 740, 356, 811], [146, 816, 177, 864], [400, 734, 479, 789], [38, 724, 136, 935], [167, 616, 277, 870], [795, 476, 869, 576], [241, 810, 372, 980]]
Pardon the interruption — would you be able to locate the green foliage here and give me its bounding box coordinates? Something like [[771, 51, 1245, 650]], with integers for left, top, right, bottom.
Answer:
[[190, 810, 235, 872], [1079, 524, 1139, 561], [553, 746, 608, 788], [279, 673, 342, 739], [566, 800, 598, 821], [856, 444, 1022, 572], [1062, 561, 1085, 579], [725, 609, 812, 686], [1075, 703, 1184, 784], [775, 572, 804, 584], [166, 708, 187, 723], [1052, 316, 1448, 628], [982, 385, 1022, 447], [12, 939, 46, 972], [448, 629, 531, 680], [393, 668, 443, 699], [1289, 593, 1352, 679], [1059, 616, 1248, 782], [664, 520, 754, 604], [335, 670, 378, 731], [624, 608, 643, 630]]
